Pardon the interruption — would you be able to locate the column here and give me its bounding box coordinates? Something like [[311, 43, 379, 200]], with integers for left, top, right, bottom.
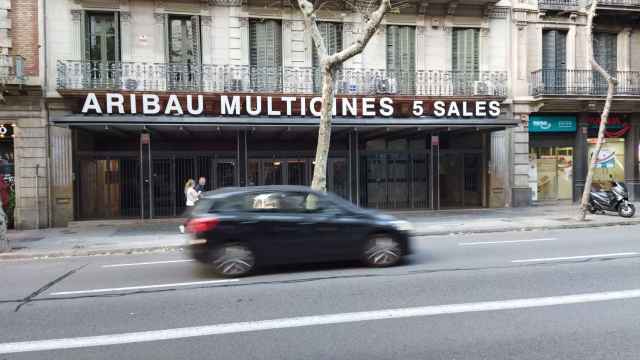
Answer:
[[574, 113, 589, 202], [120, 12, 133, 62], [430, 134, 440, 210], [625, 113, 640, 201], [348, 130, 360, 205], [200, 16, 213, 65], [237, 130, 247, 187], [70, 9, 83, 60], [511, 115, 531, 207]]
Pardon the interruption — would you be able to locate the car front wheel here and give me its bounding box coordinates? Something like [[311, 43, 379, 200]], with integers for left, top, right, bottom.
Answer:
[[210, 243, 256, 277], [363, 234, 402, 267]]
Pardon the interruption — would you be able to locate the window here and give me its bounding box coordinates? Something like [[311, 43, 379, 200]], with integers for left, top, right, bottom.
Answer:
[[84, 12, 120, 87], [238, 191, 339, 213], [593, 32, 617, 94], [166, 15, 202, 90], [542, 29, 567, 94], [312, 22, 343, 93], [452, 28, 479, 93], [249, 19, 282, 92], [386, 25, 415, 94]]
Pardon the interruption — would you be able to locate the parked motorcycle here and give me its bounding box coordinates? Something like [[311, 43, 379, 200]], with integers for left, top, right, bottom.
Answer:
[[589, 180, 636, 218]]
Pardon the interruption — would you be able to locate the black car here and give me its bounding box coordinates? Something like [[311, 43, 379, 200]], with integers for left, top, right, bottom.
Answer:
[[184, 185, 413, 277]]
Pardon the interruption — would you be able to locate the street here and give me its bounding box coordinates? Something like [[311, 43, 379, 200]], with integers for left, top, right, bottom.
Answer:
[[1, 225, 640, 359]]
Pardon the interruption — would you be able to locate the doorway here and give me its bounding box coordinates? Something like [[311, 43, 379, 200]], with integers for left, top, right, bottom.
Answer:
[[439, 152, 483, 208]]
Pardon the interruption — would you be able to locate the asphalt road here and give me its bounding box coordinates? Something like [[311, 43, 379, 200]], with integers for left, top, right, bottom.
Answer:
[[2, 225, 640, 359]]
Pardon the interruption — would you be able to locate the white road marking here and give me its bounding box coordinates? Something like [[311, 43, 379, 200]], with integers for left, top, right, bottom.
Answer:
[[512, 252, 638, 263], [49, 279, 239, 296], [459, 238, 557, 246], [3, 288, 640, 354], [102, 259, 194, 268]]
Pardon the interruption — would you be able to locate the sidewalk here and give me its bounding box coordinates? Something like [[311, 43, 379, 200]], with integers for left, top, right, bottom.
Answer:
[[2, 204, 640, 260]]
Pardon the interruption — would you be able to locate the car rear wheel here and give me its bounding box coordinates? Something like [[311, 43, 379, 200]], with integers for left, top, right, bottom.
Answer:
[[211, 243, 256, 277], [363, 234, 402, 267]]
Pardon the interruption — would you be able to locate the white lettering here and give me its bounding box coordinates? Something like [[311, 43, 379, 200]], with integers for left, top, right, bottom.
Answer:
[[300, 97, 306, 116], [380, 97, 394, 117], [332, 98, 337, 117], [488, 101, 501, 117], [246, 96, 262, 116], [362, 97, 375, 116], [462, 101, 473, 117], [81, 93, 103, 114], [447, 102, 461, 117], [475, 101, 487, 117], [281, 96, 296, 116], [342, 98, 357, 117], [129, 94, 137, 114], [412, 100, 424, 117], [221, 95, 240, 115], [267, 96, 281, 116], [186, 95, 203, 115], [106, 93, 124, 114], [310, 97, 322, 117], [142, 94, 161, 115], [433, 101, 446, 117], [164, 95, 184, 115]]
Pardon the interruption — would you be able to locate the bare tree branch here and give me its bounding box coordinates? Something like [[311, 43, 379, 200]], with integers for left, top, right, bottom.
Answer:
[[576, 0, 618, 221]]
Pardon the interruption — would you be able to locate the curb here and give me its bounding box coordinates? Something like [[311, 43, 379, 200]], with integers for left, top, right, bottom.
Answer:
[[414, 219, 640, 237], [2, 219, 640, 261], [0, 244, 188, 261]]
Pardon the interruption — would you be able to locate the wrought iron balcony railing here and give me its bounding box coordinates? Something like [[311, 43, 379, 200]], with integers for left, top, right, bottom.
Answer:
[[531, 69, 640, 96], [538, 0, 579, 11], [56, 60, 508, 97], [0, 55, 25, 85], [588, 0, 640, 7]]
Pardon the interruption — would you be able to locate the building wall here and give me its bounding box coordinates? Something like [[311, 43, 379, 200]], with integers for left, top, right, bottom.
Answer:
[[9, 0, 38, 76]]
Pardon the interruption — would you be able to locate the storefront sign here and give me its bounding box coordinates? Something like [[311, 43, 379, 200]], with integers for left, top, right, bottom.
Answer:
[[528, 115, 576, 133], [587, 116, 630, 138], [78, 93, 503, 119]]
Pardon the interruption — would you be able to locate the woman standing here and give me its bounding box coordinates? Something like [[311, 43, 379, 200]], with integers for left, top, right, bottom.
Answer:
[[184, 179, 199, 207]]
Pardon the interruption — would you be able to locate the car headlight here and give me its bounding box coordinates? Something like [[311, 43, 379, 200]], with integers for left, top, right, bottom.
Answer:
[[390, 220, 413, 232]]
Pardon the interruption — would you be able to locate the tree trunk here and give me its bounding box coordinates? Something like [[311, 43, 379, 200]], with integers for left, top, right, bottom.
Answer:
[[575, 0, 617, 221], [310, 66, 335, 192]]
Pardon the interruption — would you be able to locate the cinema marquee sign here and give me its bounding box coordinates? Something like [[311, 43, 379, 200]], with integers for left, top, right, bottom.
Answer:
[[79, 93, 503, 118]]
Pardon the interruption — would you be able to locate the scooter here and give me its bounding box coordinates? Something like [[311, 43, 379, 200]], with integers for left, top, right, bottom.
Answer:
[[589, 180, 636, 218]]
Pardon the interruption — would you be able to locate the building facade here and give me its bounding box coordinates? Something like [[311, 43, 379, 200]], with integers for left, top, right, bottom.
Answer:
[[0, 0, 49, 230], [42, 0, 522, 226], [513, 0, 640, 203], [18, 0, 639, 227]]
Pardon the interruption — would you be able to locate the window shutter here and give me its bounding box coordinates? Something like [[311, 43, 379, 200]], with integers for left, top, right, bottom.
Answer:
[[452, 28, 479, 83], [386, 25, 415, 93], [313, 22, 343, 92], [114, 12, 120, 62], [249, 19, 282, 91], [190, 15, 201, 65]]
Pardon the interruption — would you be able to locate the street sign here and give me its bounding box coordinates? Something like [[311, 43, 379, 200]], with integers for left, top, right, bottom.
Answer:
[[140, 133, 151, 145]]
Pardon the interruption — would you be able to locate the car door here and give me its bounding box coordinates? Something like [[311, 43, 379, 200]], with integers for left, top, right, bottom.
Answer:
[[297, 192, 369, 261], [245, 191, 313, 265]]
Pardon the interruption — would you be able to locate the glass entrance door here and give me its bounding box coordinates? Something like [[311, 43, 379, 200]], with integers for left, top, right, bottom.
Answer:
[[215, 159, 236, 188], [363, 152, 429, 209]]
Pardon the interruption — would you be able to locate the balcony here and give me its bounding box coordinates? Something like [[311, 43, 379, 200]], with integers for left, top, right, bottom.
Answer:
[[56, 60, 508, 98], [588, 0, 640, 10], [538, 0, 579, 12], [530, 69, 640, 97], [0, 55, 25, 86]]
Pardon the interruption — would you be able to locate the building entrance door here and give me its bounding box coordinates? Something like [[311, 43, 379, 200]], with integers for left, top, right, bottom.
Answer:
[[439, 151, 483, 208]]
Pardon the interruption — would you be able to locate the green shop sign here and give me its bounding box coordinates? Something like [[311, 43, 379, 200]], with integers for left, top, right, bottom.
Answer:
[[529, 115, 577, 133]]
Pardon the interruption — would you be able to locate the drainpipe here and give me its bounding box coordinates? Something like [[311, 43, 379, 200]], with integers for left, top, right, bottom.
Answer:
[[35, 164, 40, 229]]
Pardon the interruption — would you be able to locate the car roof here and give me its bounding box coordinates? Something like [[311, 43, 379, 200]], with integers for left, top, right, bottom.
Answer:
[[201, 185, 320, 199]]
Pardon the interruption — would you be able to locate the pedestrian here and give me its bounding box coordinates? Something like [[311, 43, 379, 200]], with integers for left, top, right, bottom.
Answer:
[[195, 176, 207, 194], [184, 179, 199, 207]]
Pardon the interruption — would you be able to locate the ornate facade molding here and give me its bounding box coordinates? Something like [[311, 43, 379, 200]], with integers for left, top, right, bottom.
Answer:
[[200, 15, 212, 27], [70, 9, 83, 21], [153, 12, 165, 24], [209, 0, 243, 6], [120, 11, 131, 23]]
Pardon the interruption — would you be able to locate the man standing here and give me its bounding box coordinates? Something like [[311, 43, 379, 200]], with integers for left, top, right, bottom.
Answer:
[[195, 177, 207, 194]]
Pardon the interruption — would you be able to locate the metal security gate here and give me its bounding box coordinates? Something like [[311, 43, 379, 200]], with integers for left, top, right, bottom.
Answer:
[[76, 154, 141, 219], [77, 153, 236, 220]]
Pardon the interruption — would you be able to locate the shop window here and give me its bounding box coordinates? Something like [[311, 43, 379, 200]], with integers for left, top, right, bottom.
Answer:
[[0, 124, 15, 228], [588, 138, 625, 191], [530, 146, 574, 201]]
